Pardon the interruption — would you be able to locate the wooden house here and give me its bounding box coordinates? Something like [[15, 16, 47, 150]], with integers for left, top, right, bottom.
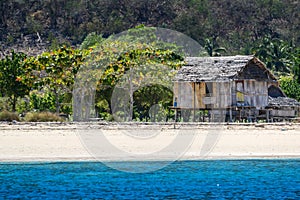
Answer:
[[173, 56, 300, 122]]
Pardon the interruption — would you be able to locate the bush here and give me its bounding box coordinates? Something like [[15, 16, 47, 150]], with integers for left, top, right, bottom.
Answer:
[[279, 76, 300, 101], [29, 91, 56, 113], [0, 111, 20, 121], [0, 97, 10, 111], [24, 112, 64, 122], [16, 96, 31, 114]]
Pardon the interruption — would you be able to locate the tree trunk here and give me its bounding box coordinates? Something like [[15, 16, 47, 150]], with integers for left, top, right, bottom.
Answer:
[[12, 95, 17, 112], [129, 68, 134, 121], [54, 89, 60, 114]]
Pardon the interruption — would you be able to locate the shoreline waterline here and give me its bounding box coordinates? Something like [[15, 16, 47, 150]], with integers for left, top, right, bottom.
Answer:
[[1, 156, 300, 163]]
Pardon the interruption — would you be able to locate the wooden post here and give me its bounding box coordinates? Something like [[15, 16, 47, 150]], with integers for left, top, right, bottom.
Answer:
[[229, 107, 233, 122], [193, 83, 196, 122], [174, 108, 177, 129]]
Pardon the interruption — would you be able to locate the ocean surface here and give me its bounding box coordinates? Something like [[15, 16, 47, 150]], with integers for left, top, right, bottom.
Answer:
[[0, 160, 299, 199]]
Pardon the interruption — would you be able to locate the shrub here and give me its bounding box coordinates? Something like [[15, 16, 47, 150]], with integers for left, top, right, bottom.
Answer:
[[29, 91, 56, 113], [0, 111, 20, 121], [279, 76, 300, 101], [0, 97, 10, 111], [24, 112, 64, 122]]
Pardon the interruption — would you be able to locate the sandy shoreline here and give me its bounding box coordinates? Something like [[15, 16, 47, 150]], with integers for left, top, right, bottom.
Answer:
[[0, 122, 299, 162]]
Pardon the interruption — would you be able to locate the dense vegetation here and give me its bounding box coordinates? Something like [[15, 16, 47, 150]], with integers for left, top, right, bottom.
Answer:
[[0, 26, 186, 121], [0, 1, 299, 121], [1, 0, 299, 53]]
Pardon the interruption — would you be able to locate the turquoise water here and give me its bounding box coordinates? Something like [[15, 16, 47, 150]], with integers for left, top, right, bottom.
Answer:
[[0, 160, 299, 199]]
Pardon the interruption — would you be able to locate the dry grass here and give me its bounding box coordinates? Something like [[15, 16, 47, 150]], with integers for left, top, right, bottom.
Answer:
[[0, 111, 20, 122], [24, 112, 64, 122]]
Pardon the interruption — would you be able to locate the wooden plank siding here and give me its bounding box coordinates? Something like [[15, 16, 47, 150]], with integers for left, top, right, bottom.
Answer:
[[241, 80, 268, 108], [195, 82, 205, 108], [173, 82, 193, 108], [174, 81, 233, 109], [216, 82, 231, 108], [174, 80, 269, 109]]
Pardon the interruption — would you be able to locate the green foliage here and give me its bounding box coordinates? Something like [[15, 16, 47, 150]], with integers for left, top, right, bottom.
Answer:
[[252, 37, 300, 86], [15, 96, 30, 114], [0, 97, 10, 111], [1, 0, 300, 54], [133, 85, 173, 121], [252, 36, 294, 75], [204, 37, 226, 57], [0, 50, 31, 111], [78, 26, 184, 121], [24, 112, 64, 122], [98, 47, 183, 87], [0, 111, 20, 122], [279, 76, 300, 101], [291, 47, 300, 83], [28, 89, 72, 115], [95, 46, 184, 121], [78, 26, 185, 121], [23, 46, 87, 113], [80, 32, 105, 49], [25, 14, 43, 33], [29, 91, 56, 112], [95, 99, 112, 120]]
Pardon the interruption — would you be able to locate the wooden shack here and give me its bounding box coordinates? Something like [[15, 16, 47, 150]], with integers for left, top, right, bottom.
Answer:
[[173, 56, 299, 122]]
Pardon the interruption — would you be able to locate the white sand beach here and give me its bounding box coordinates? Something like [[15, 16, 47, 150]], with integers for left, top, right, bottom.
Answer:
[[0, 122, 299, 162]]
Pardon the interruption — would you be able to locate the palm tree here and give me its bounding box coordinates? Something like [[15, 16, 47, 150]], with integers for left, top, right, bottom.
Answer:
[[252, 36, 293, 74], [291, 47, 300, 83], [204, 37, 226, 57]]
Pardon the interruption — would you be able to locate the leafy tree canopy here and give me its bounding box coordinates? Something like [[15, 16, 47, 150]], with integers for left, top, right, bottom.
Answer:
[[23, 46, 88, 113], [0, 50, 30, 111], [74, 26, 185, 121]]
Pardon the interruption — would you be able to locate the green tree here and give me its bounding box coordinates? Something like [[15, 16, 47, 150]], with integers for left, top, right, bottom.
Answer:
[[279, 76, 300, 101], [252, 36, 294, 75], [133, 84, 173, 121], [30, 90, 56, 112], [96, 47, 184, 121], [74, 26, 185, 121], [204, 37, 226, 57], [80, 32, 105, 50], [0, 50, 30, 112], [291, 47, 300, 83], [23, 46, 87, 113], [1, 0, 300, 53]]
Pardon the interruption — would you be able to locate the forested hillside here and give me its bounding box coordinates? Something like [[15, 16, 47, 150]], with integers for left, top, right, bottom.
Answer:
[[0, 0, 299, 121], [1, 0, 299, 55]]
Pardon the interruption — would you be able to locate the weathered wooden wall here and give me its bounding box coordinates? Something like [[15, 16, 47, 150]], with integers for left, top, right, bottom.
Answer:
[[173, 82, 193, 108], [234, 80, 268, 108], [194, 82, 205, 108], [215, 82, 232, 108], [174, 80, 269, 109]]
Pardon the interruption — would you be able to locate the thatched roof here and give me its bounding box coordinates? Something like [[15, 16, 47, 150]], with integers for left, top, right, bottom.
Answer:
[[175, 56, 277, 82], [268, 85, 286, 98], [268, 97, 300, 107]]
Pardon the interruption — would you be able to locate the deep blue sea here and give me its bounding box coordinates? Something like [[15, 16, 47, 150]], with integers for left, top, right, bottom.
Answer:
[[0, 160, 299, 199]]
